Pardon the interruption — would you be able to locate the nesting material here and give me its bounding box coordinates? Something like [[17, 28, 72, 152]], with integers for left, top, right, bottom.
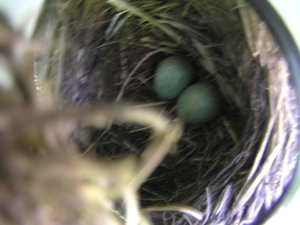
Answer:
[[0, 0, 299, 225]]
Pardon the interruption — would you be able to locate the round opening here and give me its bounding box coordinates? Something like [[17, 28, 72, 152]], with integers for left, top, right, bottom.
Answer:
[[0, 0, 299, 225]]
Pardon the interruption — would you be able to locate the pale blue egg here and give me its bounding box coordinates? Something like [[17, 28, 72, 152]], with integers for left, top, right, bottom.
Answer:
[[176, 83, 221, 123], [153, 56, 195, 100]]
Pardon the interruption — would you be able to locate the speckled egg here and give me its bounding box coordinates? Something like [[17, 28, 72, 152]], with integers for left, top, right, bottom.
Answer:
[[153, 56, 195, 100], [176, 83, 221, 124]]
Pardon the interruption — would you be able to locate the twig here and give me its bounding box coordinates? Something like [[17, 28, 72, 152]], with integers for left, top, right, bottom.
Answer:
[[116, 49, 162, 102], [144, 204, 204, 221]]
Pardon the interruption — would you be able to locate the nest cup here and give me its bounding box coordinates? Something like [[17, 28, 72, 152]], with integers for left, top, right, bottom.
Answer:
[[1, 0, 299, 225]]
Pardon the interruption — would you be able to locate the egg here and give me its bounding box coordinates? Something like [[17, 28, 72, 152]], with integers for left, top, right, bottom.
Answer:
[[153, 56, 195, 100], [176, 83, 221, 124]]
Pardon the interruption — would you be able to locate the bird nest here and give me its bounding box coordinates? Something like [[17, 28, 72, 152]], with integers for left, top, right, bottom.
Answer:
[[0, 0, 299, 224]]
